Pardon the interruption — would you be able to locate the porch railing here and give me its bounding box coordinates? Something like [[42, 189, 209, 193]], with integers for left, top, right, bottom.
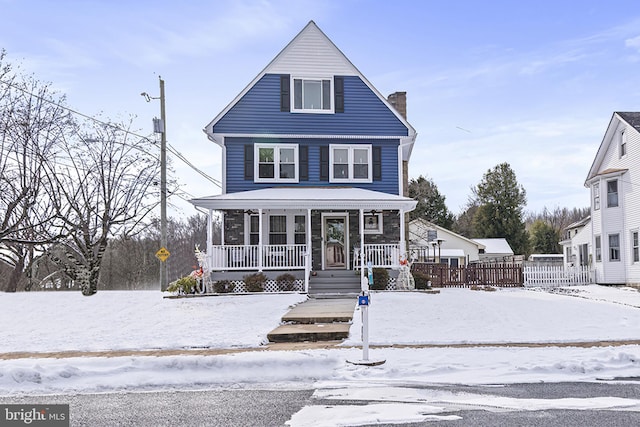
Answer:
[[207, 244, 307, 271], [353, 244, 401, 269]]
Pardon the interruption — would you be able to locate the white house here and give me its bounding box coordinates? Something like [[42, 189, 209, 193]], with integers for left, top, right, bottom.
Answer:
[[559, 216, 591, 267], [584, 112, 640, 285], [408, 218, 485, 266]]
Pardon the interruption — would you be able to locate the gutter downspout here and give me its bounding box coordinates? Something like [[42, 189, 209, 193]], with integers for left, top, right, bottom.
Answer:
[[305, 208, 311, 293], [258, 208, 263, 272]]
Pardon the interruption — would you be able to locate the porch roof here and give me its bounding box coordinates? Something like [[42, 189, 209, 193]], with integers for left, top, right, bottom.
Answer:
[[190, 187, 417, 211]]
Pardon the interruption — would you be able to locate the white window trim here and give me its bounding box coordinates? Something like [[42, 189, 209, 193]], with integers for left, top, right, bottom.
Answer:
[[632, 230, 639, 264], [606, 179, 619, 208], [620, 129, 627, 158], [363, 212, 383, 234], [608, 233, 620, 262], [245, 211, 308, 245], [291, 76, 334, 114], [329, 144, 373, 183], [254, 143, 299, 183], [593, 182, 600, 211]]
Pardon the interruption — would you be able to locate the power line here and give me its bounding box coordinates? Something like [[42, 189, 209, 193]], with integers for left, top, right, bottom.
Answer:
[[0, 77, 221, 188]]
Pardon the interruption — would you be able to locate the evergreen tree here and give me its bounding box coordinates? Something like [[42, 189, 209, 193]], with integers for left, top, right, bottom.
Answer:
[[453, 198, 479, 238], [408, 175, 454, 229], [529, 219, 561, 254], [473, 163, 529, 255]]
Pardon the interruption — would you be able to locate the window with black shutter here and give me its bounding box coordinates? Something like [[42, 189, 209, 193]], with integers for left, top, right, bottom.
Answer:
[[299, 146, 309, 181], [280, 74, 290, 112], [373, 146, 382, 181], [334, 76, 344, 113], [244, 145, 254, 180], [320, 146, 329, 181]]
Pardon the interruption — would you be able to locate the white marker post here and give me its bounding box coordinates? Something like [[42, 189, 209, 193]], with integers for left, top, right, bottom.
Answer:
[[347, 262, 385, 366]]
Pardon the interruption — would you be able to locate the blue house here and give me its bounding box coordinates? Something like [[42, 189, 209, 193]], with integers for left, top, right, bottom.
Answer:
[[191, 21, 417, 293]]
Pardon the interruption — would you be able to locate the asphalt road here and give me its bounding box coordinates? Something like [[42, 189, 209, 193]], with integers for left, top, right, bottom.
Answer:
[[1, 382, 639, 426]]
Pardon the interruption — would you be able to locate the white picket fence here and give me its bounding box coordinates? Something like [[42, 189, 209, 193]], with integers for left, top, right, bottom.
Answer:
[[523, 265, 594, 287]]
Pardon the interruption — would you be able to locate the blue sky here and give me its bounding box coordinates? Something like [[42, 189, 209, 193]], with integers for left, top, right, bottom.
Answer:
[[2, 0, 640, 216]]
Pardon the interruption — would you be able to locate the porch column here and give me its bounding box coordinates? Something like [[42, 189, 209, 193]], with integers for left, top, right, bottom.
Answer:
[[220, 211, 225, 246], [207, 208, 213, 261], [359, 209, 365, 279], [305, 208, 311, 293], [399, 208, 407, 259], [258, 208, 263, 271]]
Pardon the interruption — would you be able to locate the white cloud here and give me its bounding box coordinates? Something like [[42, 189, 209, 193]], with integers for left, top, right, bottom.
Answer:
[[625, 34, 640, 51]]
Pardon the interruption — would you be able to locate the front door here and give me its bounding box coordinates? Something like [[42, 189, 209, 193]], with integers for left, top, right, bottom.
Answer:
[[323, 215, 348, 269]]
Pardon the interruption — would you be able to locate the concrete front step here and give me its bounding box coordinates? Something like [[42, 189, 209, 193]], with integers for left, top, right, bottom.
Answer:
[[309, 270, 363, 294], [268, 298, 356, 343], [267, 323, 351, 343], [281, 298, 356, 324]]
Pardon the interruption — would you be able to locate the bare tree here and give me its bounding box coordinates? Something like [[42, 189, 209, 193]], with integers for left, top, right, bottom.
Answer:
[[45, 119, 159, 295], [0, 52, 73, 292]]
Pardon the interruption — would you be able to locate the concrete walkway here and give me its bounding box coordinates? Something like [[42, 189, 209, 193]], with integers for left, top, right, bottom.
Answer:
[[267, 298, 356, 343], [3, 340, 640, 361]]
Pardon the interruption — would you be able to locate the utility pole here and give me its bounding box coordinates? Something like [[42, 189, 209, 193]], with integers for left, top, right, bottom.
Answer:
[[143, 77, 169, 291], [159, 77, 168, 291]]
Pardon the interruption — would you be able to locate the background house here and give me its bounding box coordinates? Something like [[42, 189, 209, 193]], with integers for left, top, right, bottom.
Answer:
[[408, 219, 485, 266], [584, 112, 640, 285], [559, 216, 591, 267], [473, 238, 515, 263]]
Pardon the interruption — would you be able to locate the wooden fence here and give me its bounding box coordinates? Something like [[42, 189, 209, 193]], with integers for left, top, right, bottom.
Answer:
[[411, 263, 523, 288], [523, 265, 593, 287]]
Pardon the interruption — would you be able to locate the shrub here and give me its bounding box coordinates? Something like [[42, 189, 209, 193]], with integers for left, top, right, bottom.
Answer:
[[276, 273, 296, 292], [243, 272, 267, 292], [413, 271, 432, 290], [214, 279, 233, 293], [370, 268, 389, 291], [167, 276, 197, 294]]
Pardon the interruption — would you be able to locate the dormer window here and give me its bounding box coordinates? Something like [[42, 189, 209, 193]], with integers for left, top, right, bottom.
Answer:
[[292, 77, 332, 112]]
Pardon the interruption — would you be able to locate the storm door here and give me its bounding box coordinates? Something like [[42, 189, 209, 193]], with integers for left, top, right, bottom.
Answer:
[[323, 215, 348, 269]]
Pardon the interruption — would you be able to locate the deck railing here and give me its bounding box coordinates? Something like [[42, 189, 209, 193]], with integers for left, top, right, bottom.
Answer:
[[353, 244, 401, 269], [207, 244, 307, 271]]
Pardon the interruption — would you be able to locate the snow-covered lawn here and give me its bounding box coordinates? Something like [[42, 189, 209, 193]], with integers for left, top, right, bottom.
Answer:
[[1, 286, 639, 397]]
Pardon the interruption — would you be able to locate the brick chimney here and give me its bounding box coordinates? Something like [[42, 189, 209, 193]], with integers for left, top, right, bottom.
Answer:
[[387, 91, 411, 249], [387, 91, 407, 119]]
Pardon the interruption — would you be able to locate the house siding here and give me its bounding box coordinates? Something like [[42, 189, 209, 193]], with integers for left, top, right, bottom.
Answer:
[[225, 136, 400, 194], [591, 118, 640, 284], [623, 125, 640, 283], [213, 74, 408, 136]]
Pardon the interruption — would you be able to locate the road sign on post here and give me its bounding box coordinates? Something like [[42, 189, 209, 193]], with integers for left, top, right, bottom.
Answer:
[[155, 247, 170, 262]]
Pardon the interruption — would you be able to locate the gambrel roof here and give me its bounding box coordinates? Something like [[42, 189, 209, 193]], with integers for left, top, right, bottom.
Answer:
[[585, 111, 639, 184], [203, 21, 416, 158]]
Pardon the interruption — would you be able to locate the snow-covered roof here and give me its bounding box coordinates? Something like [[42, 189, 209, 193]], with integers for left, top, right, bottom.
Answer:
[[190, 187, 417, 211], [472, 238, 514, 255]]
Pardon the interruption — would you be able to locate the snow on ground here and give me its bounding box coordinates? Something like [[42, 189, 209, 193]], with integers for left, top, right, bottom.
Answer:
[[0, 291, 307, 352], [0, 286, 639, 405]]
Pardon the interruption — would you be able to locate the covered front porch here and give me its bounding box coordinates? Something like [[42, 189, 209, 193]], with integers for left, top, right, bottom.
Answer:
[[190, 187, 417, 293]]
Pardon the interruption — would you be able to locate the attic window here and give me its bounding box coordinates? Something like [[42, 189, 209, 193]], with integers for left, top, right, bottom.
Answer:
[[292, 77, 332, 112], [620, 130, 627, 158]]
